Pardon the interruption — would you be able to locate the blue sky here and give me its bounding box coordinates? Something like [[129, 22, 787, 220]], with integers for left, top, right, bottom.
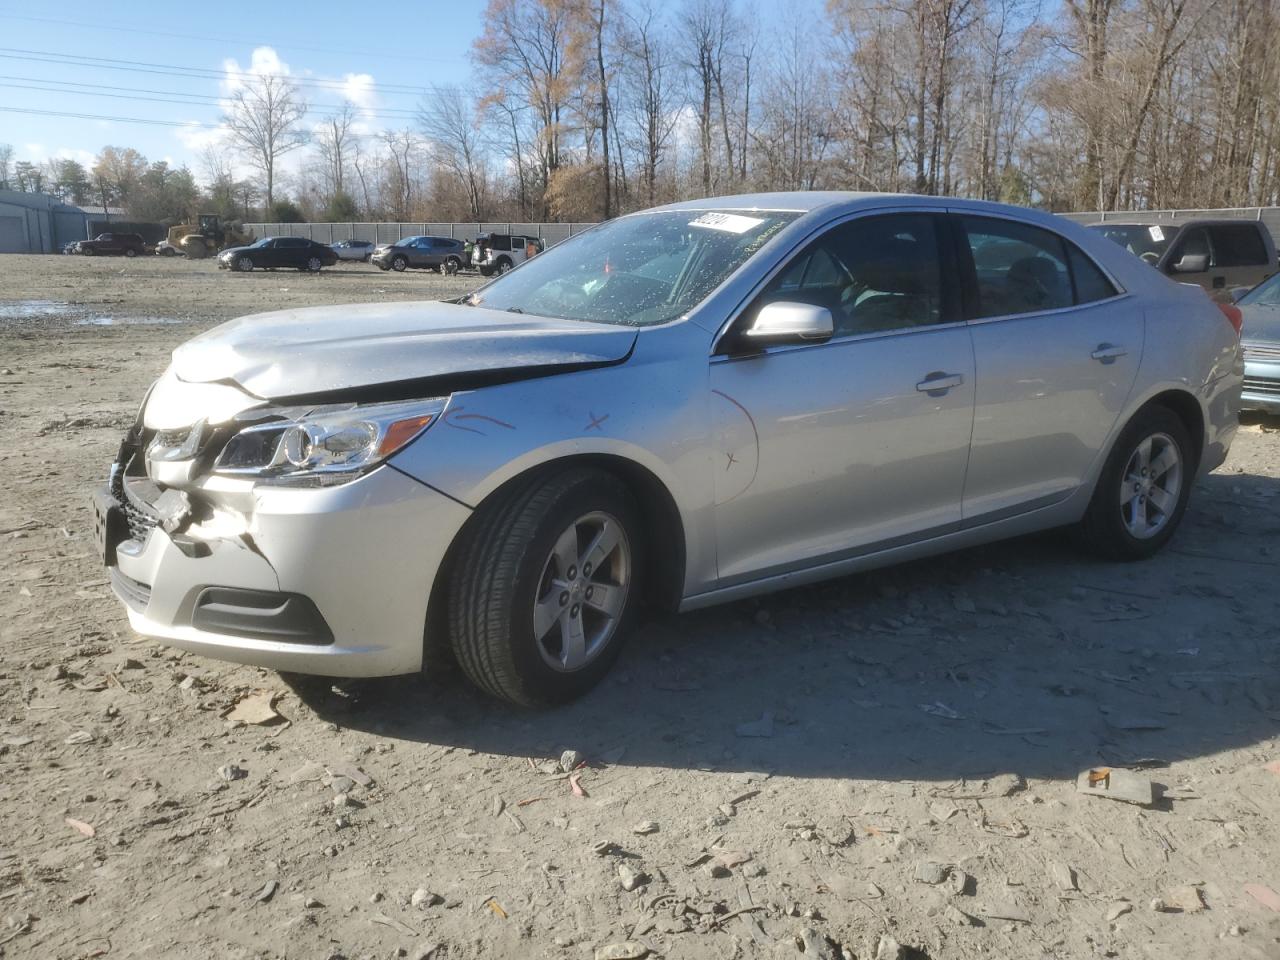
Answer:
[[0, 2, 485, 175]]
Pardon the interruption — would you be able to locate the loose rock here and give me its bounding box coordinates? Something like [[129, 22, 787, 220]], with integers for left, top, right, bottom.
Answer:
[[595, 942, 648, 960]]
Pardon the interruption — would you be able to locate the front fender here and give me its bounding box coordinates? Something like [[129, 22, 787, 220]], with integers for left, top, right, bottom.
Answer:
[[388, 323, 719, 595]]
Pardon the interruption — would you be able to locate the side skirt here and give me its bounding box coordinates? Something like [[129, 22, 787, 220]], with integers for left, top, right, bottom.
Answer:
[[679, 487, 1089, 612]]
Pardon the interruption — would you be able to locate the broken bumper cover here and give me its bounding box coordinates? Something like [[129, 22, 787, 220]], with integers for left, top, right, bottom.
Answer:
[[106, 466, 471, 677]]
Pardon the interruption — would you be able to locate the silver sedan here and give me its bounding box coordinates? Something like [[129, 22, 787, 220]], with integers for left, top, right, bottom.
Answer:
[[1235, 272, 1280, 414], [93, 193, 1242, 705]]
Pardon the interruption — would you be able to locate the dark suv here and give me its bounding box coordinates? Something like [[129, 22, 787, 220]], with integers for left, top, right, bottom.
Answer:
[[1088, 218, 1276, 299], [372, 236, 467, 273], [76, 232, 147, 257]]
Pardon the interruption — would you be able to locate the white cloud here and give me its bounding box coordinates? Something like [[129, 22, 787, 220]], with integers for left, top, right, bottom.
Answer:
[[175, 121, 229, 154], [23, 142, 45, 158], [54, 147, 96, 166], [221, 45, 292, 95], [341, 73, 377, 115]]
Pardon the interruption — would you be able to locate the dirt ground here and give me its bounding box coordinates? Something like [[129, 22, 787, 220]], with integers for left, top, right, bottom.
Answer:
[[1, 253, 1278, 960]]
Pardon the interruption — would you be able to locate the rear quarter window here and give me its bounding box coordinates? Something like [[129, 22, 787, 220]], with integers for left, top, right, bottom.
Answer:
[[1209, 224, 1268, 267]]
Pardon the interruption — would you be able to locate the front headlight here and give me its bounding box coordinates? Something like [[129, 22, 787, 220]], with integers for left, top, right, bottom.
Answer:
[[213, 398, 446, 486]]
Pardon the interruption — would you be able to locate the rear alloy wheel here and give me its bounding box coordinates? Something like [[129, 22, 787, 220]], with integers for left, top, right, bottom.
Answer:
[[444, 256, 461, 275], [236, 256, 254, 273], [306, 256, 322, 272], [448, 468, 643, 706], [392, 255, 408, 272], [1077, 406, 1193, 560], [496, 257, 513, 274]]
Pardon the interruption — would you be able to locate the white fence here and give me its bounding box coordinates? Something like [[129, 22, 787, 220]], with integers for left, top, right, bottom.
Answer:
[[242, 221, 599, 246]]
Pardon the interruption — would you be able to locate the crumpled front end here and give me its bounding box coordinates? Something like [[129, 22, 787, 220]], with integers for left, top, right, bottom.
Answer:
[[94, 370, 471, 677]]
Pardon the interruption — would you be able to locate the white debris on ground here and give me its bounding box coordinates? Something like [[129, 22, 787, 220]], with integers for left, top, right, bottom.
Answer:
[[0, 257, 1278, 959]]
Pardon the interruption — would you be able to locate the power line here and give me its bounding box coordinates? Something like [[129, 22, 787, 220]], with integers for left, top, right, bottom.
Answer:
[[0, 78, 426, 121], [0, 105, 209, 128], [0, 104, 425, 134], [0, 47, 436, 97], [0, 14, 468, 65]]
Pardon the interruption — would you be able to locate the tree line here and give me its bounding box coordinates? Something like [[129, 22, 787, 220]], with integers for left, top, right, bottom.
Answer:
[[3, 0, 1279, 223]]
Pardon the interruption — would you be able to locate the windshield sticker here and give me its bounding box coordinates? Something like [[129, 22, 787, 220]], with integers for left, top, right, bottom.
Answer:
[[688, 213, 767, 234], [1148, 225, 1165, 242]]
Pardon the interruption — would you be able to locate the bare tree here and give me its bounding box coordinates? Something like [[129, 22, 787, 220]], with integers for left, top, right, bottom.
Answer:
[[314, 103, 358, 199], [421, 86, 488, 220], [222, 73, 309, 214]]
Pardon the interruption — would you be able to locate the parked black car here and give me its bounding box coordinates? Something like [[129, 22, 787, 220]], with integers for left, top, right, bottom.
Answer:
[[76, 232, 147, 257], [218, 237, 338, 273], [371, 235, 467, 273]]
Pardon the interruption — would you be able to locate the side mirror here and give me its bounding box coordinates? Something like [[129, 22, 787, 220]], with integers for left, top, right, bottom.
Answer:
[[1229, 286, 1252, 304], [1171, 253, 1208, 274], [743, 301, 834, 346]]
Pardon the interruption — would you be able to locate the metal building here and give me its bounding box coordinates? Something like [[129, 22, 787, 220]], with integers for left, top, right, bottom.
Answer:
[[0, 189, 93, 253]]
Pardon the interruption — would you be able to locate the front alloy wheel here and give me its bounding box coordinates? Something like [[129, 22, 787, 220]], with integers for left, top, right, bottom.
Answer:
[[236, 256, 254, 272], [532, 512, 631, 673], [448, 468, 644, 706], [392, 255, 407, 272]]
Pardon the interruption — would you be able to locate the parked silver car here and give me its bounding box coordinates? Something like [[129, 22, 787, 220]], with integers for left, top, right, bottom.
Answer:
[[93, 193, 1242, 705], [1235, 271, 1280, 413]]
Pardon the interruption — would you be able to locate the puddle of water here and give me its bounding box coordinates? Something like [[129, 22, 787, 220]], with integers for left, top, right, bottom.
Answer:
[[73, 316, 184, 326], [0, 299, 69, 319]]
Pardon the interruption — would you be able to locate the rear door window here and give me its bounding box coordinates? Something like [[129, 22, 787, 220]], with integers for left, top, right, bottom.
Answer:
[[960, 217, 1073, 318]]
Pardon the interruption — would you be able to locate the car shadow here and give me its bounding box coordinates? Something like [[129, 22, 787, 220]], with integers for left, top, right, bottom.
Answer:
[[285, 470, 1280, 784]]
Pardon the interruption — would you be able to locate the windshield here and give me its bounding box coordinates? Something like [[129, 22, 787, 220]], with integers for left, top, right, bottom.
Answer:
[[1238, 272, 1280, 306], [466, 210, 799, 326], [1090, 223, 1178, 262]]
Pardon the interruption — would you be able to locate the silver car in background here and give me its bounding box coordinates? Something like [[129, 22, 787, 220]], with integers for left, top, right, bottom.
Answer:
[[1235, 271, 1280, 413], [93, 193, 1242, 705]]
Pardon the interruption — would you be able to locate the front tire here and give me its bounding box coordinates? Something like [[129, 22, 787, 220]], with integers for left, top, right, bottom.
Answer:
[[392, 255, 408, 272], [235, 256, 254, 273], [124, 248, 137, 258], [1077, 405, 1193, 561], [447, 468, 644, 706]]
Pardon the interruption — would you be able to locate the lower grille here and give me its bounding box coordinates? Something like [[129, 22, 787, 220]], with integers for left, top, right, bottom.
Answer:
[[1243, 376, 1280, 397], [110, 568, 151, 611], [109, 465, 160, 543]]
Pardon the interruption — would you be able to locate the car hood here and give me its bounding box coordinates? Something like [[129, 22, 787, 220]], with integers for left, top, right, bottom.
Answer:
[[1241, 303, 1280, 344], [169, 300, 638, 399]]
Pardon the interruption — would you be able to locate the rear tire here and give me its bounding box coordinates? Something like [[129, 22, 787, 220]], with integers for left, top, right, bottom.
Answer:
[[444, 256, 461, 275], [306, 256, 322, 272], [1076, 405, 1193, 561], [124, 248, 137, 258], [496, 256, 513, 274], [447, 468, 644, 706]]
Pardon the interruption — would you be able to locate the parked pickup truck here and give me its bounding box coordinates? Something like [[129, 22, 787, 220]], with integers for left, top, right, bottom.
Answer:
[[1088, 218, 1276, 299], [76, 232, 147, 257]]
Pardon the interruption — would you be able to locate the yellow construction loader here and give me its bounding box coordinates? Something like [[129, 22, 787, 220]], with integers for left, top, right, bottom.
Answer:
[[161, 215, 254, 259]]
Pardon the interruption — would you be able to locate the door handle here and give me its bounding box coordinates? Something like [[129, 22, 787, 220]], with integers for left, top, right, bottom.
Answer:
[[916, 372, 964, 396], [1091, 344, 1128, 364]]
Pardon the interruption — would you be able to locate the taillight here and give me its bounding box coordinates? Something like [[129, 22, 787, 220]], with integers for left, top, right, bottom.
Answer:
[[1217, 302, 1243, 336]]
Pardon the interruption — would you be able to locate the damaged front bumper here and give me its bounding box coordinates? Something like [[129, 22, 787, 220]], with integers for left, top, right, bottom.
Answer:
[[96, 463, 472, 677]]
